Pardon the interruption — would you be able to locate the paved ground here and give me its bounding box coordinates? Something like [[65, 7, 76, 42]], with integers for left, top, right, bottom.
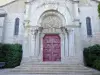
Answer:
[[0, 64, 100, 75]]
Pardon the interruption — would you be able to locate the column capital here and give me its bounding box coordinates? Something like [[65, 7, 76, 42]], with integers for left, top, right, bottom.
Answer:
[[38, 27, 43, 32], [27, 26, 43, 36], [60, 26, 75, 34], [60, 26, 68, 34], [72, 0, 79, 3]]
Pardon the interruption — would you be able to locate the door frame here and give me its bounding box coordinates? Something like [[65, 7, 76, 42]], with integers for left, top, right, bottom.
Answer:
[[39, 33, 65, 63], [43, 34, 61, 61]]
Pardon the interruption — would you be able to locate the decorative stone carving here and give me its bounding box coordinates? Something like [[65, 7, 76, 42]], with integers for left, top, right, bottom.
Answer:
[[38, 10, 66, 33], [39, 10, 66, 27], [41, 15, 62, 28]]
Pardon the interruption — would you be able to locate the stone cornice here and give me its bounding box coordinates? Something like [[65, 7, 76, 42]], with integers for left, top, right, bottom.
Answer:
[[0, 14, 7, 17], [91, 0, 100, 3], [25, 0, 75, 4], [0, 9, 7, 15]]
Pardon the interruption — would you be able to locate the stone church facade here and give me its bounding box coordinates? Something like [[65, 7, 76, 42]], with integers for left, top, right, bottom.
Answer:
[[0, 0, 100, 64]]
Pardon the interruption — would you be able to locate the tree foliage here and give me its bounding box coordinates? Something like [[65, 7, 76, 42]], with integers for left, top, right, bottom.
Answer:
[[98, 3, 100, 18]]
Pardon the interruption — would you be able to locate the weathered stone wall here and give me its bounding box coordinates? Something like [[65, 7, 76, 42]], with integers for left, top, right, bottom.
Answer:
[[0, 0, 100, 64], [80, 1, 100, 48], [0, 0, 26, 43]]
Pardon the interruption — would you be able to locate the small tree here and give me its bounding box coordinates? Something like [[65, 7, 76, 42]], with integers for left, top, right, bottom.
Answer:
[[98, 3, 100, 18]]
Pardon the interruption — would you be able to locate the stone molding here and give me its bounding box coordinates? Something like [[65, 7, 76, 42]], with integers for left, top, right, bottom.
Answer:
[[38, 10, 66, 28], [91, 0, 100, 3]]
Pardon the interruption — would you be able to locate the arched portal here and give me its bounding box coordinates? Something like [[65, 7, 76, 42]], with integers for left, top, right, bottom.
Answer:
[[37, 10, 66, 62]]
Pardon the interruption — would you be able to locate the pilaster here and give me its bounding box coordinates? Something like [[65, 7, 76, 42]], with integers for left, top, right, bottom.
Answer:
[[72, 0, 79, 20]]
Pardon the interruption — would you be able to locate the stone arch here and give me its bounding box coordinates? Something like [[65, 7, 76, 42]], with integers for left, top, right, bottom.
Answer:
[[38, 10, 66, 28], [30, 2, 73, 26]]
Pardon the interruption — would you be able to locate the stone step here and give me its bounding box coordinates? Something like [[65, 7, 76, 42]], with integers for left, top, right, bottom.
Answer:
[[16, 65, 88, 70], [8, 64, 100, 75]]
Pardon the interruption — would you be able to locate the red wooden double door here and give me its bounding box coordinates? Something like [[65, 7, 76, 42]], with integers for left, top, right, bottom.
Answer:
[[43, 34, 61, 61]]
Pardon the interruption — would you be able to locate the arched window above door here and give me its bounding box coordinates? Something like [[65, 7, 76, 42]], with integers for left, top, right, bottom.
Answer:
[[86, 17, 92, 36], [14, 18, 20, 35]]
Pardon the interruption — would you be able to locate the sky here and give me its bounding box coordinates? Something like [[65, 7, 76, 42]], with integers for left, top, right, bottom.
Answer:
[[0, 0, 14, 6]]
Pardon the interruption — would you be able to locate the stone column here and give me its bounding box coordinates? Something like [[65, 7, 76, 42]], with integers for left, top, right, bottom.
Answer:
[[64, 28, 69, 57], [24, 1, 31, 20], [22, 0, 32, 60], [38, 27, 43, 57], [30, 27, 38, 57], [27, 27, 42, 62], [34, 27, 43, 58], [60, 27, 75, 57], [73, 0, 79, 19], [23, 22, 31, 57], [60, 27, 69, 59], [68, 29, 75, 56], [60, 27, 65, 61]]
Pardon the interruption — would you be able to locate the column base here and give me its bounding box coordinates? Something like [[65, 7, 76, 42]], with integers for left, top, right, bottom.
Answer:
[[21, 56, 41, 64]]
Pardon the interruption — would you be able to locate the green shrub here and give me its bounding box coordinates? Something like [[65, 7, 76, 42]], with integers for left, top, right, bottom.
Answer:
[[83, 44, 100, 70], [98, 2, 100, 18], [93, 59, 100, 70], [0, 44, 22, 68], [0, 43, 5, 62]]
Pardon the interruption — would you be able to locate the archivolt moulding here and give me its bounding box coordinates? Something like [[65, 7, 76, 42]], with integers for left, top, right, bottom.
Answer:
[[38, 10, 66, 28]]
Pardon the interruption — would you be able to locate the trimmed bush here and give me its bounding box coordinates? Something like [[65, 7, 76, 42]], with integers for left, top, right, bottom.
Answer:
[[83, 44, 100, 70], [0, 43, 5, 62], [93, 59, 100, 70], [0, 44, 22, 68]]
